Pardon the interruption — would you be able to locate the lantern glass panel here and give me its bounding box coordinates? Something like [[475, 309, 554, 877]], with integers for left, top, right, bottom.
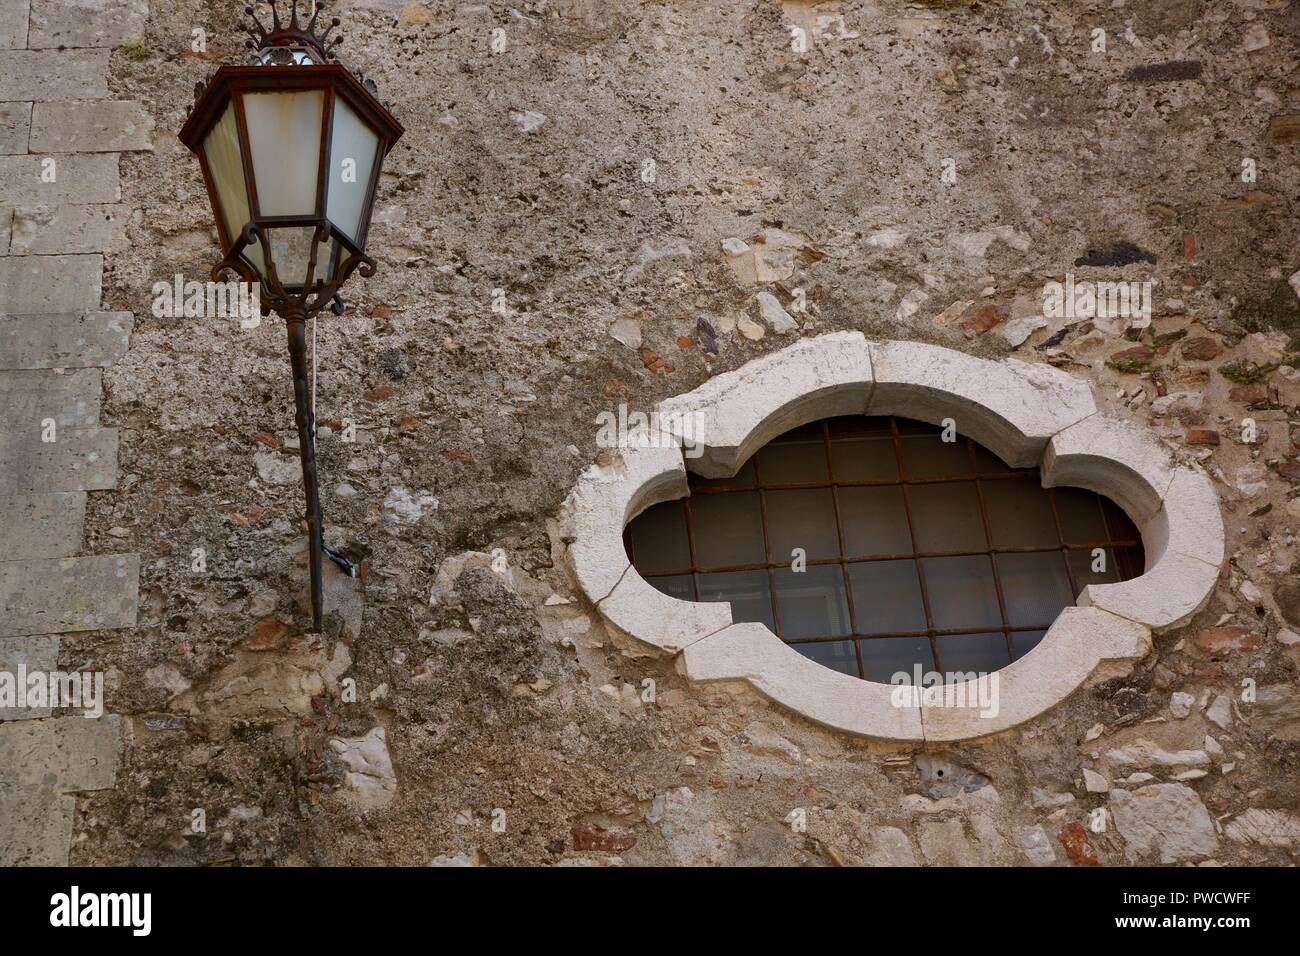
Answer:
[[326, 97, 380, 244], [242, 90, 325, 217], [201, 102, 252, 252], [258, 226, 325, 290]]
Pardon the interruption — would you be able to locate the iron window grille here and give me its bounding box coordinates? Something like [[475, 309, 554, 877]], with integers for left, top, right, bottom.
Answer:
[[624, 416, 1144, 682]]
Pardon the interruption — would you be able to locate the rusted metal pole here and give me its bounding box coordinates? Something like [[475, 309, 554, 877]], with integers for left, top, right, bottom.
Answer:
[[284, 308, 324, 631]]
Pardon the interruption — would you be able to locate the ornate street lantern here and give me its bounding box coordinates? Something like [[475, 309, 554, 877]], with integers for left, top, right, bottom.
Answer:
[[179, 0, 403, 631]]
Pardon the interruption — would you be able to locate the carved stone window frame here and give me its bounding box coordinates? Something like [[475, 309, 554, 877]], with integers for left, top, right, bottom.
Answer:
[[559, 333, 1225, 742]]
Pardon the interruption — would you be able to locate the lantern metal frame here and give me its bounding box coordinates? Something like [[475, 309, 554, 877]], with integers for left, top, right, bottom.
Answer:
[[178, 1, 404, 632]]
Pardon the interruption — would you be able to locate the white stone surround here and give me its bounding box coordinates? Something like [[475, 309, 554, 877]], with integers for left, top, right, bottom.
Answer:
[[560, 334, 1226, 742]]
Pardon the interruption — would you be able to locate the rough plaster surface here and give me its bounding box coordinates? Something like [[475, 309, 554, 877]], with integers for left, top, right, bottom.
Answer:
[[6, 0, 1294, 868]]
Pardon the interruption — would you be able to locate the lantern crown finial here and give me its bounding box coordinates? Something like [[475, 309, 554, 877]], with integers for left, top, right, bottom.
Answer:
[[242, 0, 343, 62]]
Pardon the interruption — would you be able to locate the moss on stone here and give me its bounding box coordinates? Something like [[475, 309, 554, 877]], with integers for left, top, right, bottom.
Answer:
[[1218, 360, 1278, 385], [117, 38, 147, 62]]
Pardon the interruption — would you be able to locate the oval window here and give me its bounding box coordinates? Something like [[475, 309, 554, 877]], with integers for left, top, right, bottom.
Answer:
[[623, 416, 1144, 682]]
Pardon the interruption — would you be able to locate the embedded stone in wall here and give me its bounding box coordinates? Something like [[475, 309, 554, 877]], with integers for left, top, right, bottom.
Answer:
[[0, 783, 75, 865], [29, 101, 154, 153], [1014, 825, 1057, 866], [9, 205, 131, 255], [1224, 809, 1300, 848], [0, 714, 120, 791], [0, 635, 59, 719], [0, 312, 132, 370], [27, 0, 149, 50], [0, 492, 85, 559], [0, 554, 137, 637], [0, 367, 102, 427], [0, 50, 108, 101], [171, 642, 352, 720], [1109, 784, 1217, 864], [865, 826, 918, 867], [0, 156, 119, 206], [0, 255, 105, 314], [329, 727, 398, 810], [1250, 685, 1300, 741], [0, 425, 118, 494], [0, 1, 29, 50], [0, 101, 31, 155], [918, 818, 979, 866]]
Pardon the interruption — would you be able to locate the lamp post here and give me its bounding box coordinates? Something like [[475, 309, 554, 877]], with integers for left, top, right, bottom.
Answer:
[[179, 0, 403, 632]]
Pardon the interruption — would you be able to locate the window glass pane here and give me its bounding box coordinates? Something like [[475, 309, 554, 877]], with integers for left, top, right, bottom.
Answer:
[[242, 90, 324, 216], [848, 560, 926, 633], [770, 422, 825, 443], [1102, 498, 1141, 539], [645, 574, 694, 602], [839, 486, 912, 556], [698, 570, 772, 630], [894, 417, 937, 435], [922, 555, 1001, 631], [756, 424, 827, 483], [908, 482, 987, 552], [1068, 546, 1121, 587], [982, 477, 1059, 548], [689, 492, 764, 566], [859, 636, 935, 684], [1112, 544, 1147, 580], [973, 442, 1010, 474], [626, 499, 690, 573], [829, 419, 898, 481], [827, 416, 888, 438], [996, 552, 1074, 627], [623, 415, 1146, 684], [326, 96, 380, 242], [935, 632, 1011, 677], [793, 640, 858, 677], [1011, 629, 1047, 661], [1054, 487, 1110, 544], [766, 489, 839, 561], [900, 434, 971, 479], [690, 459, 756, 490], [773, 565, 849, 639]]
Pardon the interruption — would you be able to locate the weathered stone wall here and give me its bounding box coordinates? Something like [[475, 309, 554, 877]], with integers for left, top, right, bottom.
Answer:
[[8, 0, 1299, 865], [0, 0, 148, 865]]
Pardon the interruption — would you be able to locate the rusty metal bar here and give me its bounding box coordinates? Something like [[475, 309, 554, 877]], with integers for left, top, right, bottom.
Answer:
[[822, 419, 865, 678], [967, 435, 1015, 665], [752, 445, 785, 637], [285, 308, 324, 631], [632, 415, 1145, 672], [889, 416, 943, 672]]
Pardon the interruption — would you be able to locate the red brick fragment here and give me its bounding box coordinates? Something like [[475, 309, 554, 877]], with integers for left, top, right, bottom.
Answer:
[[1059, 823, 1098, 866], [1194, 626, 1263, 655], [571, 824, 637, 852], [1229, 384, 1267, 403], [245, 618, 288, 651], [1180, 337, 1221, 361], [960, 303, 1008, 336]]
